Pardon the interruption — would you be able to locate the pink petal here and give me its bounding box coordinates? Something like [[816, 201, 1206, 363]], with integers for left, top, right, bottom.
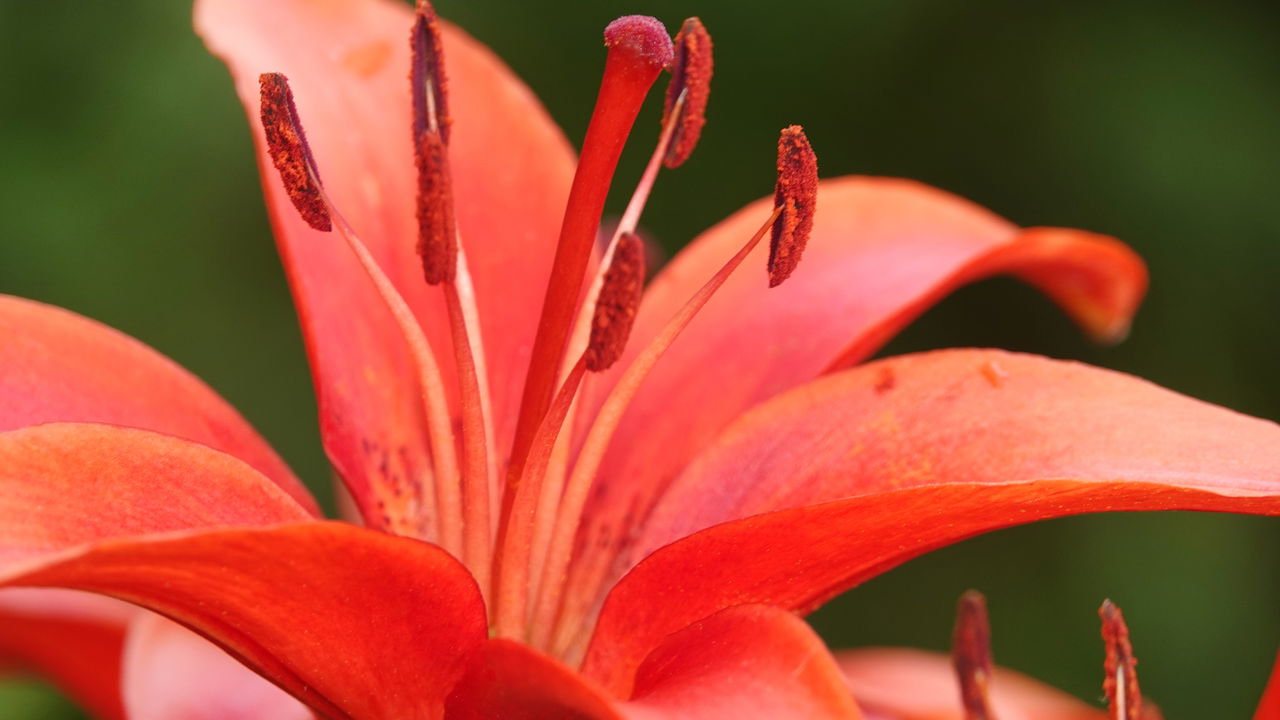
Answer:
[[584, 350, 1279, 693], [838, 648, 1106, 720], [0, 423, 311, 564], [123, 614, 314, 720]]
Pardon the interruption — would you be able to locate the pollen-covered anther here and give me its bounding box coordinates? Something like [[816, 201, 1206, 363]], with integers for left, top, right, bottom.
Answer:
[[604, 15, 675, 70], [415, 130, 457, 285], [258, 73, 331, 232], [769, 125, 818, 287], [411, 0, 451, 143], [662, 17, 713, 168], [952, 590, 997, 720], [1100, 599, 1144, 720], [586, 232, 646, 372]]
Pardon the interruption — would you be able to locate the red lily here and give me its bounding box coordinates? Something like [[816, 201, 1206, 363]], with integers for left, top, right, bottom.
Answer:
[[2, 0, 1279, 717]]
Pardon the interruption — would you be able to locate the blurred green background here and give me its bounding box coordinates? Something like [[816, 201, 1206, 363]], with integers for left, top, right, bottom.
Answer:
[[1, 0, 1277, 716]]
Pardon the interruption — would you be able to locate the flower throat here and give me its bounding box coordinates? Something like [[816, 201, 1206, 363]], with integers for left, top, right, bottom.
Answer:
[[257, 2, 817, 654]]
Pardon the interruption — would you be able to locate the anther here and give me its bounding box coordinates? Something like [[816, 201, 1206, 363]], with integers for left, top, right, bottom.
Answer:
[[953, 590, 997, 720], [258, 73, 331, 232], [663, 17, 713, 168], [415, 130, 457, 285], [769, 125, 818, 287], [1099, 599, 1143, 720], [586, 232, 646, 372], [410, 0, 450, 143]]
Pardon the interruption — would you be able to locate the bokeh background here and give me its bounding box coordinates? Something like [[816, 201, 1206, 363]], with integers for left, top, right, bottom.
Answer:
[[2, 0, 1278, 716]]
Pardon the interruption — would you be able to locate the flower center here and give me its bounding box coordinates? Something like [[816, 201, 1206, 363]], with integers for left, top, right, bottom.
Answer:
[[257, 5, 819, 661]]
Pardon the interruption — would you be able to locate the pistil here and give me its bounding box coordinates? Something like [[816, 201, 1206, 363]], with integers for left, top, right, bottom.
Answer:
[[509, 16, 674, 489]]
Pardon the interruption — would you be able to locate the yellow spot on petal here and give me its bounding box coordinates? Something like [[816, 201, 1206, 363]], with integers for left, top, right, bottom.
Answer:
[[344, 41, 391, 77]]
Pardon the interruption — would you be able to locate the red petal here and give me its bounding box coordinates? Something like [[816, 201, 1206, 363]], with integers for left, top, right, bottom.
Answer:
[[0, 424, 485, 716], [627, 605, 862, 720], [1257, 650, 1280, 720], [448, 606, 861, 720], [571, 177, 1145, 620], [584, 350, 1280, 693], [0, 591, 131, 720], [0, 295, 314, 513], [195, 0, 575, 531], [123, 614, 313, 720], [839, 648, 1105, 720], [445, 640, 623, 720], [3, 523, 485, 719]]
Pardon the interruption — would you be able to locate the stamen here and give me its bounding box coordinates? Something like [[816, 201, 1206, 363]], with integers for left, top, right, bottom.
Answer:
[[557, 90, 686, 379], [585, 233, 646, 372], [492, 356, 588, 640], [1100, 599, 1143, 720], [258, 73, 331, 232], [410, 5, 495, 597], [444, 283, 492, 601], [415, 130, 457, 285], [769, 125, 818, 287], [510, 16, 673, 491], [410, 0, 450, 142], [663, 17, 713, 169], [953, 590, 997, 720], [259, 73, 462, 556], [532, 205, 783, 652]]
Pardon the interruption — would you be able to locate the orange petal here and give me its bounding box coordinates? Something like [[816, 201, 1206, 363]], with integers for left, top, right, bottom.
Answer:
[[195, 0, 575, 531], [0, 295, 314, 513], [838, 648, 1105, 720], [583, 350, 1279, 694], [571, 177, 1145, 623], [447, 605, 860, 720], [122, 614, 313, 720]]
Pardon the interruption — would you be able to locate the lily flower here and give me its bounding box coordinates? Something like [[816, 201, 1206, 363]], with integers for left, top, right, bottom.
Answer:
[[1, 0, 1278, 717]]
